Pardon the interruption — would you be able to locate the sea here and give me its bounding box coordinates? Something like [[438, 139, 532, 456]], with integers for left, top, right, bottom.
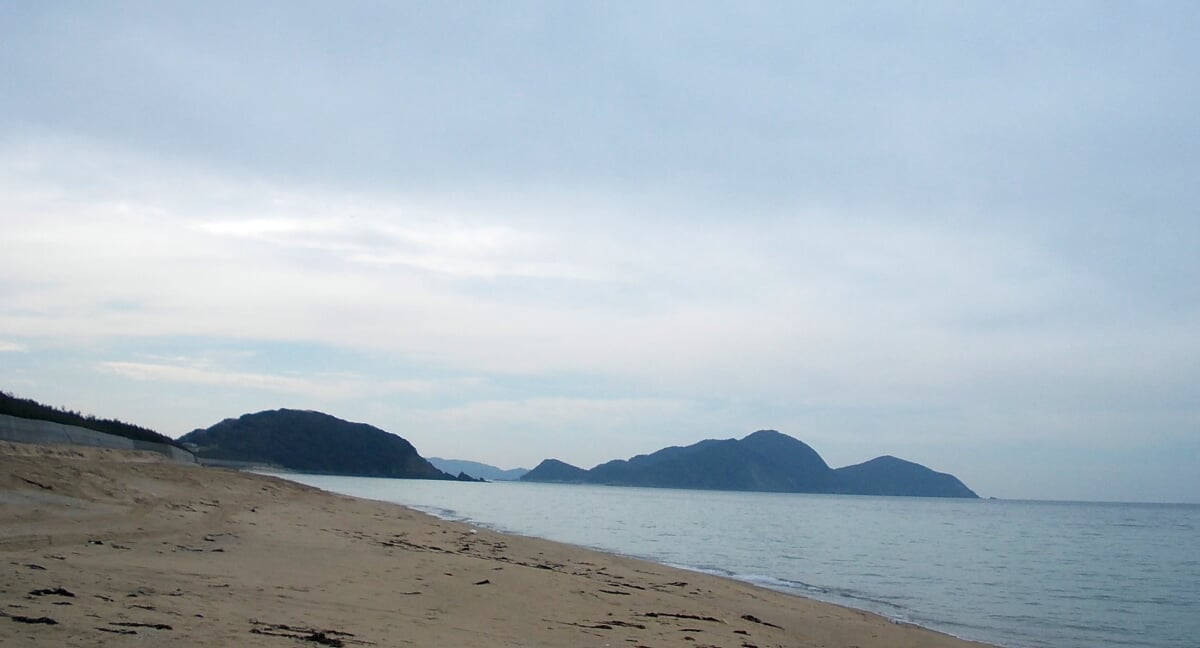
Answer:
[[275, 475, 1200, 648]]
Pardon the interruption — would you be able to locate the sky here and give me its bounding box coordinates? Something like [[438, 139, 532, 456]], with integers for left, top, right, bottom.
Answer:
[[1, 2, 1197, 503]]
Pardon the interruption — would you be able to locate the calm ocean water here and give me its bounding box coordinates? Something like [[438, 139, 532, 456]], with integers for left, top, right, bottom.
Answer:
[[277, 475, 1199, 648]]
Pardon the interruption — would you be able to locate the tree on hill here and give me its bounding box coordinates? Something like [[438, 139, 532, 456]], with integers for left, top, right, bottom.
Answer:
[[0, 390, 183, 448]]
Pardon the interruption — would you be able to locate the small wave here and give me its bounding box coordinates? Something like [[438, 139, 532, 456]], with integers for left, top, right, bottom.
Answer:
[[659, 563, 821, 593], [408, 504, 459, 519], [729, 572, 830, 595], [662, 563, 927, 625]]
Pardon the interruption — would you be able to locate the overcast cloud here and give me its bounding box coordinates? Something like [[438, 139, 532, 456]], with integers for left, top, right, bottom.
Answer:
[[2, 1, 1197, 502]]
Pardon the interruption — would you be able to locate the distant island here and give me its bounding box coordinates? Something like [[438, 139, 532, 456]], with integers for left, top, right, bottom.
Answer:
[[180, 409, 477, 481], [521, 430, 978, 498], [428, 458, 529, 481]]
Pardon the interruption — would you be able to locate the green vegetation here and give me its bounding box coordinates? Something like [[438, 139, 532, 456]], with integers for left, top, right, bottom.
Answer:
[[180, 409, 469, 480], [0, 390, 183, 448]]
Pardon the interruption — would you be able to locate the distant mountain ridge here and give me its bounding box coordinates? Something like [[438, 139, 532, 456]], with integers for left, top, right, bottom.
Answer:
[[427, 458, 529, 481], [521, 430, 978, 498], [180, 409, 475, 481]]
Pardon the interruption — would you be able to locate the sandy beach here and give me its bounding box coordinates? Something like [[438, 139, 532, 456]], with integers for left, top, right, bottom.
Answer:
[[1, 441, 993, 647]]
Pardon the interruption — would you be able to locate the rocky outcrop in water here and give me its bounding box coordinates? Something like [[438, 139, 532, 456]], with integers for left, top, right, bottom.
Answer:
[[427, 458, 529, 481]]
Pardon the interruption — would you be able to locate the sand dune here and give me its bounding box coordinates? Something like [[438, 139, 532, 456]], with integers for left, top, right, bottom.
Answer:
[[1, 441, 992, 647]]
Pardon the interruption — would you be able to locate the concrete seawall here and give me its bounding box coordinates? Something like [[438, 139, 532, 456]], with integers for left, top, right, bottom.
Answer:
[[0, 413, 195, 463]]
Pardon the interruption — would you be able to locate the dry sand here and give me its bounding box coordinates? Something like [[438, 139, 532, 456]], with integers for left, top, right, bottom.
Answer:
[[1, 441, 994, 647]]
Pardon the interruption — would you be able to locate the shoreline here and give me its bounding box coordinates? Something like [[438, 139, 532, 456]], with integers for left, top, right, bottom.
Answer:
[[280, 474, 998, 646], [2, 441, 997, 647], [387, 499, 960, 636]]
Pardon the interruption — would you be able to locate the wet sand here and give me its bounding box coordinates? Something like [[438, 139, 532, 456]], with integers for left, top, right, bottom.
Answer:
[[1, 441, 994, 647]]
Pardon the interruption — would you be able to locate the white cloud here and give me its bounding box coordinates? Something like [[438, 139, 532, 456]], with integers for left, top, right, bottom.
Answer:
[[195, 218, 340, 239], [193, 206, 613, 280], [3, 139, 1193, 413], [97, 360, 452, 401], [0, 340, 27, 353]]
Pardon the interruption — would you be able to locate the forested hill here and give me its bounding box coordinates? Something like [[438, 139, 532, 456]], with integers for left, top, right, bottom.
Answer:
[[180, 409, 474, 480], [0, 390, 184, 448]]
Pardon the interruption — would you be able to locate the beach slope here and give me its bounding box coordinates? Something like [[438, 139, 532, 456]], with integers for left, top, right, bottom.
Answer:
[[1, 442, 992, 647]]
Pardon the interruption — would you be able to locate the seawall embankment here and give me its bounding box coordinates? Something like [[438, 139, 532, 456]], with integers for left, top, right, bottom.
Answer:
[[0, 413, 194, 463]]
